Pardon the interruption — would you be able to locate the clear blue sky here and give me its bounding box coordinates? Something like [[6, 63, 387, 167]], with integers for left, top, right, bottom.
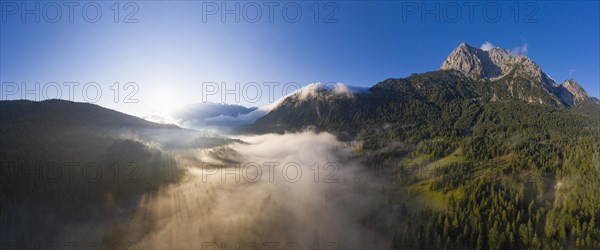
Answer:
[[1, 1, 599, 116]]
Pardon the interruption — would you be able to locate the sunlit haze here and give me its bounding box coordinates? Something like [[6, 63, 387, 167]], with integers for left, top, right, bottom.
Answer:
[[1, 1, 598, 117], [1, 1, 600, 249]]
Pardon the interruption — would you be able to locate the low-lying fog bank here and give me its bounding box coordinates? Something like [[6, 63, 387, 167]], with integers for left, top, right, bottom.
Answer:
[[112, 131, 394, 249]]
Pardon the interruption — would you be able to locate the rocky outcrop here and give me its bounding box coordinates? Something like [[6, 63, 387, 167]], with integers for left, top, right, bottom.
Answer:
[[560, 79, 590, 105], [440, 43, 501, 79], [441, 43, 593, 106], [441, 43, 557, 85]]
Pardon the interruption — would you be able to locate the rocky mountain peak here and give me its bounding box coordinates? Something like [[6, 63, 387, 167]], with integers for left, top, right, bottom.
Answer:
[[440, 43, 499, 79], [440, 43, 556, 87], [561, 79, 590, 105], [439, 43, 600, 106]]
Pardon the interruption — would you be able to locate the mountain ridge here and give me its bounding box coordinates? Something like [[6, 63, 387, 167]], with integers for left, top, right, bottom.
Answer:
[[245, 43, 599, 135], [440, 43, 593, 106]]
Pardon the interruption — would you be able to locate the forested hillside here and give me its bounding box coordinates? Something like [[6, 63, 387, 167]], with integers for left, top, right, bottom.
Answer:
[[248, 67, 600, 249], [0, 99, 230, 246]]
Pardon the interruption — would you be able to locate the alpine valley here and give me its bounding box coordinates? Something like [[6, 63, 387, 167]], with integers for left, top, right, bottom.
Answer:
[[1, 43, 599, 249], [245, 43, 600, 250]]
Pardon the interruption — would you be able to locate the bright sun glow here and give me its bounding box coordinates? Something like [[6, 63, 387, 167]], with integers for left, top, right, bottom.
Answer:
[[153, 90, 177, 113]]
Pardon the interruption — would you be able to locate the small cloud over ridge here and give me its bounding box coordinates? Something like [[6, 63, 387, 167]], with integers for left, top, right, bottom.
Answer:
[[480, 41, 495, 51]]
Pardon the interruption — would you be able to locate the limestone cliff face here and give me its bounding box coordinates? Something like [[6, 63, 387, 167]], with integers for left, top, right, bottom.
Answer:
[[561, 79, 590, 105], [441, 43, 591, 106], [440, 43, 499, 79]]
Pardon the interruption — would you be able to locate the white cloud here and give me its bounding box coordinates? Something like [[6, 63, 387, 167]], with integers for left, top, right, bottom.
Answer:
[[520, 43, 528, 54], [143, 112, 178, 125], [268, 82, 369, 111], [481, 41, 528, 56], [202, 108, 267, 125], [510, 42, 529, 56], [480, 41, 495, 51]]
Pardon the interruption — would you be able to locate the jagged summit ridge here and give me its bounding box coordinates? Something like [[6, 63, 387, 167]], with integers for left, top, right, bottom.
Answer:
[[441, 43, 505, 79], [440, 43, 554, 86], [441, 42, 591, 106], [562, 79, 590, 104]]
